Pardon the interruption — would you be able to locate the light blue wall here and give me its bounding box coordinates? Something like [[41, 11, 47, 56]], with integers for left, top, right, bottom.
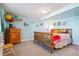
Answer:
[[12, 16, 34, 41], [67, 16, 79, 44]]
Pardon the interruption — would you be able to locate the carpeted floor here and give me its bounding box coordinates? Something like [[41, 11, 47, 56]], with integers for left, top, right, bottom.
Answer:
[[6, 40, 79, 56]]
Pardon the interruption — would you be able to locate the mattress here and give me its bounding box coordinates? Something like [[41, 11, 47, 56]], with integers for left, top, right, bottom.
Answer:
[[54, 33, 71, 49]]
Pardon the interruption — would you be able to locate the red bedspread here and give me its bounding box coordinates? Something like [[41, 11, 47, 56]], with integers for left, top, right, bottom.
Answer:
[[52, 35, 61, 44]]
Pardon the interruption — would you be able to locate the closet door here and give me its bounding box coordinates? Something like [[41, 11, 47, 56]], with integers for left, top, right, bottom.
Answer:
[[0, 8, 5, 55]]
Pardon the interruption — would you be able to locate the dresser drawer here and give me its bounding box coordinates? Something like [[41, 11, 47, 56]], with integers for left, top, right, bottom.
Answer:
[[5, 28, 20, 44]]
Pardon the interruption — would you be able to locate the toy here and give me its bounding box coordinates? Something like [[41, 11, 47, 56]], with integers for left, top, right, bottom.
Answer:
[[13, 15, 18, 21], [5, 14, 12, 20], [5, 14, 15, 22]]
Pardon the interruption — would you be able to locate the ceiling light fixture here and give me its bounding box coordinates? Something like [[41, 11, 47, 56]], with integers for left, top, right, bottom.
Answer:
[[42, 9, 48, 14]]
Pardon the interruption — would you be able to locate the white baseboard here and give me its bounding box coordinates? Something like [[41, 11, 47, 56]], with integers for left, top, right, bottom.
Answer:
[[72, 42, 79, 45], [21, 39, 33, 42]]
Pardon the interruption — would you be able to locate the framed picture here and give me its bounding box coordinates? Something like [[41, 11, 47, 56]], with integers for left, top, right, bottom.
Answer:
[[36, 25, 38, 27], [40, 23, 44, 26], [24, 22, 26, 26]]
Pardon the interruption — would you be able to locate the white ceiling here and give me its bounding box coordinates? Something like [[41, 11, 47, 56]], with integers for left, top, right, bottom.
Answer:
[[2, 3, 71, 20]]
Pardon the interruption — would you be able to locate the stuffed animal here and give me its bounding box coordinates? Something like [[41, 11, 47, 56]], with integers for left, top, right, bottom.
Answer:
[[5, 14, 12, 20], [5, 14, 14, 22]]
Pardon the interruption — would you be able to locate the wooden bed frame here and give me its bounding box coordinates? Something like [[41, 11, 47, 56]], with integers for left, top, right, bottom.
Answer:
[[34, 29, 72, 53]]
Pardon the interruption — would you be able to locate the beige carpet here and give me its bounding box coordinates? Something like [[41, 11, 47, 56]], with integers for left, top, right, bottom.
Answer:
[[7, 40, 79, 56]]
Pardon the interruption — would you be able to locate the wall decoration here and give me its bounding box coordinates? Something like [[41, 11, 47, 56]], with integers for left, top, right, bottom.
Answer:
[[5, 13, 19, 22], [31, 21, 34, 23], [53, 21, 66, 26], [62, 21, 66, 26], [57, 22, 61, 26], [40, 23, 44, 26], [26, 23, 29, 27], [24, 22, 29, 27], [20, 19, 23, 21], [53, 23, 56, 26], [13, 15, 18, 20], [24, 22, 26, 26], [5, 14, 14, 22], [5, 14, 12, 20], [36, 25, 38, 27]]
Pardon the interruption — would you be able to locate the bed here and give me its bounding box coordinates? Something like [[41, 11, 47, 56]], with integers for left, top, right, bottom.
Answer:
[[34, 29, 72, 53]]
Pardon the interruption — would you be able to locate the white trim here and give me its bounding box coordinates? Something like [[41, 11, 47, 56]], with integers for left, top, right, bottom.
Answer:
[[72, 42, 79, 45], [21, 39, 33, 42]]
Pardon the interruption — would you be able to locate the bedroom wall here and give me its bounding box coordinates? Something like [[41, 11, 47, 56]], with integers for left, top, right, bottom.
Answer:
[[67, 16, 79, 45]]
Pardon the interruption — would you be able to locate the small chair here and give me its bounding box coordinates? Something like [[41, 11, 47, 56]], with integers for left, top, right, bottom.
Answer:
[[3, 43, 15, 56]]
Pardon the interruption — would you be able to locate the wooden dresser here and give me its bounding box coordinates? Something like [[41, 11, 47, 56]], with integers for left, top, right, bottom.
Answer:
[[5, 28, 20, 44]]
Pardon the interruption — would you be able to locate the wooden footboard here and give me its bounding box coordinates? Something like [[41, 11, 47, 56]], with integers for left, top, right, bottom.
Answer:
[[34, 32, 54, 53]]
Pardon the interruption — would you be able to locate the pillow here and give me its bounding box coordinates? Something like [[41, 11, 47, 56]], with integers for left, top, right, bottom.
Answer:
[[53, 33, 58, 35], [60, 29, 66, 33]]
